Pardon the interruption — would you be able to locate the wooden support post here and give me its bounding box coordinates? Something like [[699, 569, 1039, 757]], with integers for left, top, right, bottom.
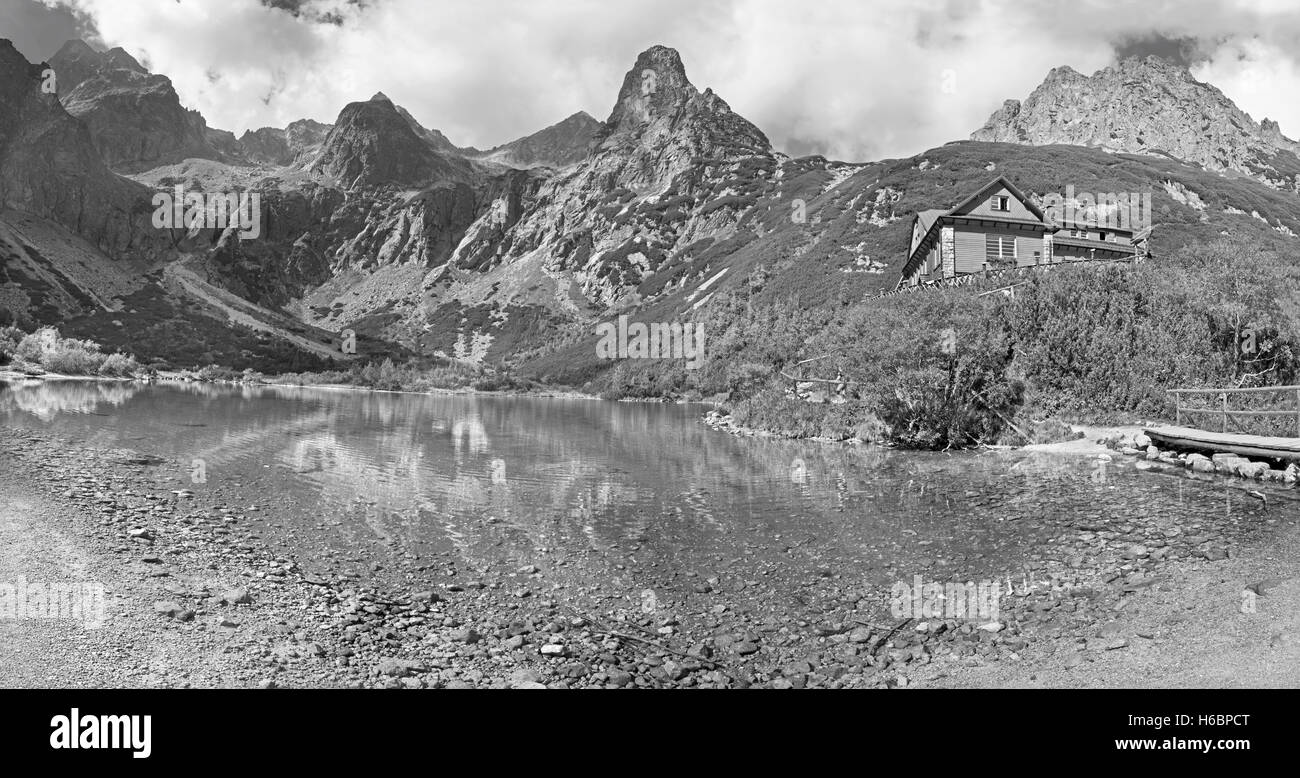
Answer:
[[1174, 392, 1182, 427], [1295, 388, 1300, 438], [1222, 393, 1228, 433]]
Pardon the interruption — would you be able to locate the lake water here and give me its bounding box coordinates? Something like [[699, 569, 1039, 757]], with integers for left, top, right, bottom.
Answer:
[[1, 380, 1290, 617]]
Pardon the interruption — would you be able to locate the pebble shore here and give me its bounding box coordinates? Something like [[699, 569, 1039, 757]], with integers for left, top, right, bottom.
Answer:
[[0, 425, 1289, 689]]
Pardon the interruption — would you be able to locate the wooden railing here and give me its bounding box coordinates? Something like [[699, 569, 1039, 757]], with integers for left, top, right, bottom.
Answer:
[[1168, 385, 1300, 436]]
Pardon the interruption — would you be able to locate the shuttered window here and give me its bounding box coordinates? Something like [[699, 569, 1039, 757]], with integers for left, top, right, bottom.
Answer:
[[985, 234, 1016, 261]]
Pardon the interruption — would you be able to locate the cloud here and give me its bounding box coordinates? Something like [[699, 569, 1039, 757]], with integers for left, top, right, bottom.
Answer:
[[20, 0, 1300, 160]]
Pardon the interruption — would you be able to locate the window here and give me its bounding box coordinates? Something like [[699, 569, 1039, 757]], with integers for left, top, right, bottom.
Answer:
[[986, 234, 1016, 262], [991, 195, 1010, 212], [1098, 231, 1109, 242]]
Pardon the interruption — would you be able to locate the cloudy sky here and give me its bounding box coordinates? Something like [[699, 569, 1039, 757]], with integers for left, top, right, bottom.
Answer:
[[4, 0, 1300, 161]]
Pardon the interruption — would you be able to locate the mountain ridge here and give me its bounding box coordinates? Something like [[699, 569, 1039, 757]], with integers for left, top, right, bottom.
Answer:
[[3, 40, 1300, 380]]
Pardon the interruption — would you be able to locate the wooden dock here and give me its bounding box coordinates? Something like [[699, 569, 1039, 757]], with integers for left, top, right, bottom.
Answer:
[[1145, 425, 1300, 462]]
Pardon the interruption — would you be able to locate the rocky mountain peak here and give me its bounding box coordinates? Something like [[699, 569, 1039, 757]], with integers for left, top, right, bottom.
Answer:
[[971, 55, 1300, 182], [606, 45, 699, 132], [310, 95, 473, 187], [476, 110, 603, 169]]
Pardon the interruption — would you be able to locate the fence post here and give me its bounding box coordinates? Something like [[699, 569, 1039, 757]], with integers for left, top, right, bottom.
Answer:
[[1295, 388, 1300, 437], [1174, 392, 1181, 427], [1222, 393, 1228, 433]]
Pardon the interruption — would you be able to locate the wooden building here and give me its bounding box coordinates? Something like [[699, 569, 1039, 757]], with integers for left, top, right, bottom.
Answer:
[[898, 176, 1138, 288]]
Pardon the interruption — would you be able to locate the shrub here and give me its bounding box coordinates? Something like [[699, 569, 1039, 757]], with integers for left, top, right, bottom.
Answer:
[[0, 325, 23, 364], [97, 352, 140, 377]]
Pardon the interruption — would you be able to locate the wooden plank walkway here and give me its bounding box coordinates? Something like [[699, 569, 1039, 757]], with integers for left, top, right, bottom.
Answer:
[[1145, 425, 1300, 462]]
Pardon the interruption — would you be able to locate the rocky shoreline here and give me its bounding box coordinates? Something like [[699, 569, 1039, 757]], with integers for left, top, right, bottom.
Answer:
[[1101, 430, 1300, 485], [5, 418, 1286, 689]]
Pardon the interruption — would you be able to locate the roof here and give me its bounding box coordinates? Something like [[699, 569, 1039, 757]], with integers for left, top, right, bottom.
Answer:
[[949, 175, 1047, 221], [1051, 235, 1138, 253], [1053, 216, 1135, 233], [915, 209, 946, 236]]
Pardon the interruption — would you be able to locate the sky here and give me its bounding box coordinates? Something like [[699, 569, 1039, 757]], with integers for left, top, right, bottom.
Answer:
[[3, 0, 1300, 162]]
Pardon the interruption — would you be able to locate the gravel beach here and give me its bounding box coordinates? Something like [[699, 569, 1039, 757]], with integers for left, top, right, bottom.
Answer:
[[3, 424, 1298, 689]]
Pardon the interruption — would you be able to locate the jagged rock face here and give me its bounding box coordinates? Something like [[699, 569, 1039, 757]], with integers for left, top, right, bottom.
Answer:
[[599, 45, 770, 188], [51, 41, 223, 171], [477, 111, 603, 169], [447, 45, 777, 309], [239, 119, 332, 167], [0, 39, 163, 262], [310, 94, 476, 188], [390, 99, 466, 155], [972, 56, 1300, 187]]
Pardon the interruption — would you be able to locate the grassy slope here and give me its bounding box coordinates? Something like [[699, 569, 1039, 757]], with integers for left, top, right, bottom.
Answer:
[[520, 141, 1300, 388]]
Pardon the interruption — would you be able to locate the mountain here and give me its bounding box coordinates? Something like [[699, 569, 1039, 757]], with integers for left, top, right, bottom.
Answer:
[[5, 40, 1300, 382], [237, 119, 332, 167], [0, 39, 160, 262], [309, 93, 478, 188], [49, 39, 227, 171], [477, 111, 603, 169], [972, 56, 1300, 193]]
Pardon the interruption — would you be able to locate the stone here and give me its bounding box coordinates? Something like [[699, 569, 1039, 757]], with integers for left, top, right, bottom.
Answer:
[[848, 627, 873, 644], [223, 587, 252, 605], [377, 658, 426, 677], [1246, 578, 1283, 596], [607, 668, 634, 687], [449, 627, 481, 644], [154, 601, 188, 619], [540, 644, 566, 657], [1096, 622, 1123, 638], [1235, 461, 1269, 479], [510, 668, 543, 687]]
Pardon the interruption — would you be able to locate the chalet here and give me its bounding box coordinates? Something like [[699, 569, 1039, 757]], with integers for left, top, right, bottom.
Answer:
[[898, 176, 1138, 288]]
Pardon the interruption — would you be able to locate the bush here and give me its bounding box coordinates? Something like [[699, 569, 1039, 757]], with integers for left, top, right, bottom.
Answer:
[[97, 352, 140, 377], [42, 346, 103, 375], [0, 325, 23, 365]]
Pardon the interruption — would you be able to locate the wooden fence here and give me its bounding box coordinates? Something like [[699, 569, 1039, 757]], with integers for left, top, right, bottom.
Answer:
[[1168, 385, 1300, 437]]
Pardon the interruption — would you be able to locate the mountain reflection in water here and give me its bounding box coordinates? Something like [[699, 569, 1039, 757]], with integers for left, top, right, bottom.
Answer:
[[0, 380, 1281, 606]]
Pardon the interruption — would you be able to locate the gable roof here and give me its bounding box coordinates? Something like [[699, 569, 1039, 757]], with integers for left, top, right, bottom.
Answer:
[[948, 175, 1046, 221], [910, 209, 947, 256]]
